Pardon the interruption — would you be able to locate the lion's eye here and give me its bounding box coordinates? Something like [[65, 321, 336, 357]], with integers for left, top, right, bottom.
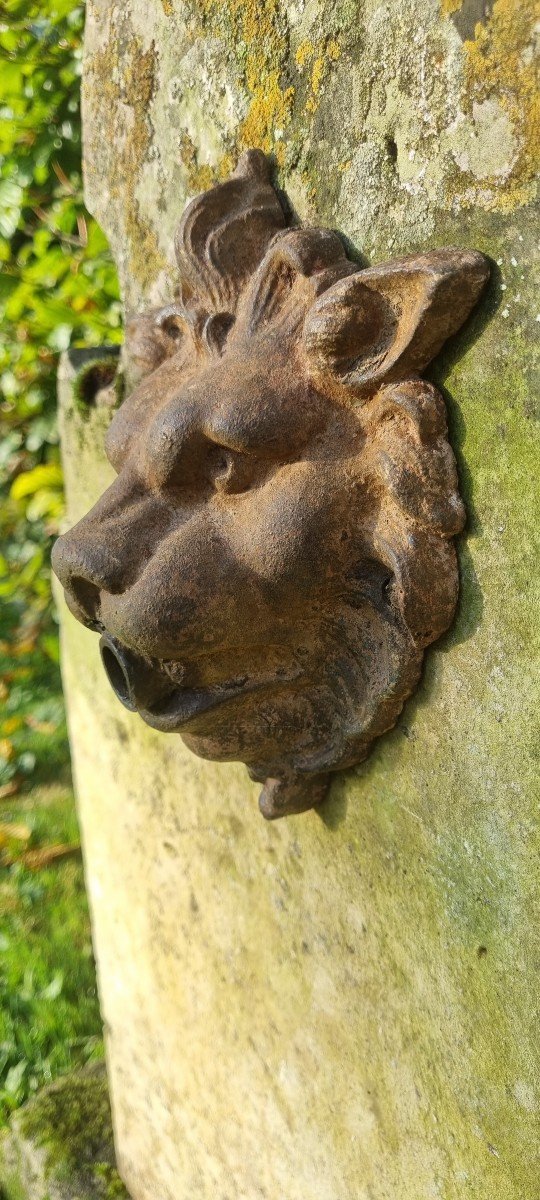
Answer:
[[208, 446, 252, 495]]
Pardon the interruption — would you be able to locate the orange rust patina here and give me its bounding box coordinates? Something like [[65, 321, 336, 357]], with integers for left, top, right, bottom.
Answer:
[[53, 151, 488, 819]]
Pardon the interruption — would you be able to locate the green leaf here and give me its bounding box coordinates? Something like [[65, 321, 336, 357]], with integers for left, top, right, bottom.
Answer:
[[41, 971, 64, 1000], [0, 0, 122, 873], [47, 321, 72, 351], [10, 463, 63, 500], [41, 633, 60, 663], [4, 1060, 26, 1096], [18, 751, 37, 774], [0, 274, 18, 304]]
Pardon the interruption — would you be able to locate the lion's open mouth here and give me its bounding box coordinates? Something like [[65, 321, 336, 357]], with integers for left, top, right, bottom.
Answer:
[[98, 633, 295, 732]]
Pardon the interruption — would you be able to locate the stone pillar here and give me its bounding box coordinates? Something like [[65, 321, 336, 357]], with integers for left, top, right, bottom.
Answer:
[[58, 1, 539, 1196]]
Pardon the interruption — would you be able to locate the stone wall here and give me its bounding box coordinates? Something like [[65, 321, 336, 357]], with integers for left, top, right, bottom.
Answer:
[[56, 1, 540, 1196]]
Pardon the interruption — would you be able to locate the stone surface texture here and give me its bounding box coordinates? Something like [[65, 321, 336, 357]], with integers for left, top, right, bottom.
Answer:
[[56, 0, 540, 1196]]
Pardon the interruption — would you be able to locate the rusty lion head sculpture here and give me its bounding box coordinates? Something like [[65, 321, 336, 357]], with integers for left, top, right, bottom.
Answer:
[[53, 151, 488, 819]]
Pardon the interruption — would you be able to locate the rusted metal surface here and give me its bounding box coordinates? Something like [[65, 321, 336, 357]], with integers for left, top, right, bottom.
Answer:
[[52, 151, 488, 819]]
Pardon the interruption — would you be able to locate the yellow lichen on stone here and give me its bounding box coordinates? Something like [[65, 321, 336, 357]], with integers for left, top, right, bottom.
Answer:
[[218, 153, 235, 180], [187, 0, 342, 168], [161, 0, 174, 13], [193, 0, 294, 165], [295, 39, 314, 69], [177, 130, 236, 198], [296, 37, 341, 116], [441, 0, 463, 14], [240, 73, 295, 162], [310, 56, 325, 96], [463, 0, 539, 209], [179, 132, 220, 193]]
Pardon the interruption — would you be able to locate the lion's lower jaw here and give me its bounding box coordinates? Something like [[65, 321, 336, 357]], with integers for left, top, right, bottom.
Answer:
[[177, 598, 430, 818]]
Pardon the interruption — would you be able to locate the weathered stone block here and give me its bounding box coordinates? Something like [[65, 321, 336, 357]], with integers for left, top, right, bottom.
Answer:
[[55, 2, 540, 1196]]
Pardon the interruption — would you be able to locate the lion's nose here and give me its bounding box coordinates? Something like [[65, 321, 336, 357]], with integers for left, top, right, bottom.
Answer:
[[99, 634, 172, 712], [52, 532, 121, 628]]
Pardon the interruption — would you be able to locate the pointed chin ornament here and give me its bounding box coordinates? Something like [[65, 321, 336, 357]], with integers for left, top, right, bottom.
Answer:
[[52, 150, 488, 819]]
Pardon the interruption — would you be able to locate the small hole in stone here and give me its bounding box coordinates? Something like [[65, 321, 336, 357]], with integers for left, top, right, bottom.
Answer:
[[477, 945, 488, 959], [386, 137, 398, 165], [75, 359, 117, 409]]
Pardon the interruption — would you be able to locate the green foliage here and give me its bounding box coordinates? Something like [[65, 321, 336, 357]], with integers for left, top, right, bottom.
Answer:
[[0, 0, 122, 793], [0, 787, 103, 1124], [0, 0, 121, 1136]]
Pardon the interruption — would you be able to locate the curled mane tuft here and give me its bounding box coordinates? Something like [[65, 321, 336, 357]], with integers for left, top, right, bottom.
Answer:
[[174, 150, 286, 315]]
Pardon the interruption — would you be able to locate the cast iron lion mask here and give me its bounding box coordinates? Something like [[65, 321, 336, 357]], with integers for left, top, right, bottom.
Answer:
[[52, 150, 488, 818]]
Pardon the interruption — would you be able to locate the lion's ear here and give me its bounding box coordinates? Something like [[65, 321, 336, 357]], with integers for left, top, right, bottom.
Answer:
[[303, 249, 489, 398]]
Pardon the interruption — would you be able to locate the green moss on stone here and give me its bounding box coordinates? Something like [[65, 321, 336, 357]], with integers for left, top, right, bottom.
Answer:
[[18, 1064, 128, 1198], [0, 1163, 27, 1200], [72, 357, 120, 418]]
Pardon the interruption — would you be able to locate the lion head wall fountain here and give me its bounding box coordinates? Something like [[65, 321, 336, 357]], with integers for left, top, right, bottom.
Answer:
[[52, 150, 488, 819]]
